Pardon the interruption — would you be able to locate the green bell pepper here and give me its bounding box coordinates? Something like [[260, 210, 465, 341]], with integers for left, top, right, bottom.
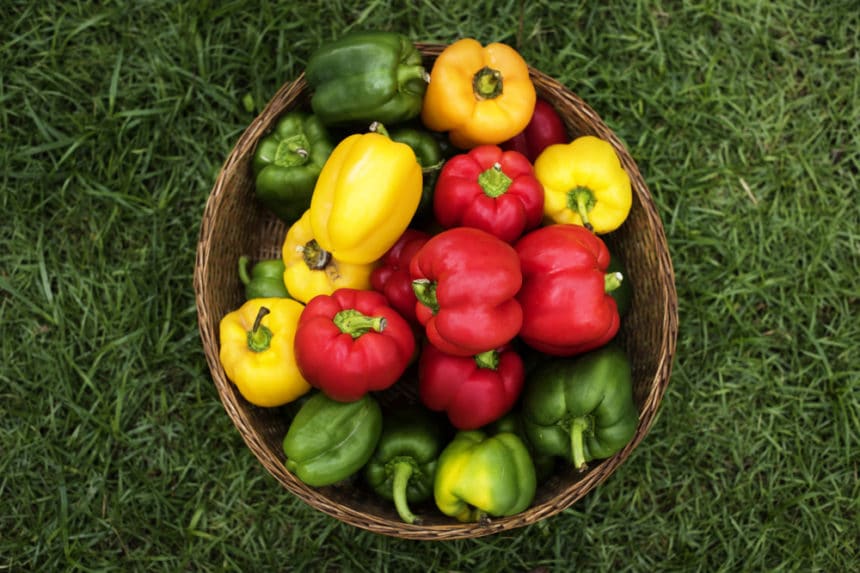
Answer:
[[238, 255, 290, 300], [306, 31, 428, 126], [364, 407, 446, 524], [389, 126, 444, 225], [282, 392, 382, 487], [252, 111, 333, 223], [521, 345, 639, 472], [434, 430, 536, 522]]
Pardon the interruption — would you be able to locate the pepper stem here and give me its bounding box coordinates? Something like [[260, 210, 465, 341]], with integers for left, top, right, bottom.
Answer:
[[333, 309, 386, 339], [477, 163, 512, 198], [368, 121, 389, 138], [246, 306, 273, 353], [605, 271, 624, 293], [570, 417, 590, 472], [412, 279, 440, 314], [474, 349, 500, 370], [567, 187, 596, 231], [422, 159, 445, 175], [238, 255, 252, 286], [300, 239, 331, 270], [473, 66, 503, 100], [455, 506, 482, 523], [274, 134, 310, 167], [391, 461, 420, 524], [398, 64, 430, 96]]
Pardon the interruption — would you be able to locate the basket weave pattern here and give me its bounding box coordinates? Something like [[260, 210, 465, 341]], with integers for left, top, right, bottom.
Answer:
[[194, 44, 678, 540]]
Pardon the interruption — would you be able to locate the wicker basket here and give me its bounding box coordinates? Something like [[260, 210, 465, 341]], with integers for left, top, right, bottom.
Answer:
[[194, 43, 678, 540]]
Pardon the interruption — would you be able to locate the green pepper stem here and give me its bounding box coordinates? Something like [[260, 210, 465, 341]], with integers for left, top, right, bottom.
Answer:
[[368, 121, 389, 138], [246, 306, 273, 353], [474, 349, 500, 370], [274, 134, 311, 167], [605, 271, 624, 293], [238, 255, 252, 286], [456, 506, 483, 523], [391, 461, 420, 525], [300, 239, 331, 270], [398, 64, 430, 95], [412, 279, 440, 314], [333, 309, 386, 339], [473, 66, 503, 100], [422, 159, 445, 174], [570, 417, 589, 472], [477, 162, 512, 198], [567, 187, 596, 231]]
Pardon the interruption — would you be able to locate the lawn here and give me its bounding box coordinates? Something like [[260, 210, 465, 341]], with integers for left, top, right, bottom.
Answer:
[[1, 1, 857, 571]]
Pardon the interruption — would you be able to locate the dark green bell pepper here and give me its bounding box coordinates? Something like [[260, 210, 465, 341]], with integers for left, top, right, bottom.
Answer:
[[522, 345, 639, 472], [364, 407, 445, 524], [252, 111, 333, 223], [282, 392, 382, 487], [238, 255, 290, 300], [434, 430, 536, 522], [306, 31, 428, 126], [389, 126, 444, 225]]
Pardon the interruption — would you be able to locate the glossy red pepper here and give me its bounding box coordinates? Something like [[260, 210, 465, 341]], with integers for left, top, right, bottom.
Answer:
[[370, 229, 431, 325], [500, 99, 568, 163], [294, 288, 415, 402], [515, 225, 622, 356], [433, 145, 544, 243], [410, 227, 523, 356], [419, 343, 524, 430]]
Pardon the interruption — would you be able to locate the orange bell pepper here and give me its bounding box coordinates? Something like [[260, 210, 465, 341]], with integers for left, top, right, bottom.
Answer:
[[421, 39, 536, 150]]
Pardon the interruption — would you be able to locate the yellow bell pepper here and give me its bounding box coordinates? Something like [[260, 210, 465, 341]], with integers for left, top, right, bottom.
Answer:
[[421, 38, 536, 149], [218, 297, 310, 407], [535, 135, 633, 234], [282, 210, 375, 303], [309, 128, 422, 265]]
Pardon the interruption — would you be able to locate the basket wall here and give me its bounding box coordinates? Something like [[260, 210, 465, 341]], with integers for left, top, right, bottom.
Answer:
[[194, 44, 678, 540]]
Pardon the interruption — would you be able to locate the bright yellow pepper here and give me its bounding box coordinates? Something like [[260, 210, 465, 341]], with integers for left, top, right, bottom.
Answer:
[[309, 129, 422, 265], [219, 297, 310, 407], [282, 210, 375, 303], [421, 38, 536, 149], [535, 135, 633, 234]]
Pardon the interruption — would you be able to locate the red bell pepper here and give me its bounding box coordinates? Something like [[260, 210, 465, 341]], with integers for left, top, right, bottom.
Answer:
[[433, 145, 544, 243], [294, 288, 415, 402], [418, 343, 525, 430], [500, 98, 569, 163], [370, 229, 431, 325], [515, 224, 622, 356], [409, 227, 523, 356]]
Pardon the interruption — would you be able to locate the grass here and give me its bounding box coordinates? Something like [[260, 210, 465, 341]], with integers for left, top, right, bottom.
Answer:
[[1, 0, 857, 570]]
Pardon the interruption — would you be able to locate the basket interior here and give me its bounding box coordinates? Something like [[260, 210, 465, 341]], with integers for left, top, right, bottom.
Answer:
[[194, 45, 678, 539]]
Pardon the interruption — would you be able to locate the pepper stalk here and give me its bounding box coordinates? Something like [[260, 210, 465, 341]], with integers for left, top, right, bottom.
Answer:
[[412, 279, 440, 314], [569, 416, 591, 472], [246, 307, 272, 352], [334, 309, 387, 339], [389, 460, 420, 524]]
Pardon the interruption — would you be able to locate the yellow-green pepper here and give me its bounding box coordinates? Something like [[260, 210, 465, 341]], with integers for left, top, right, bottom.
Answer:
[[282, 210, 375, 304], [535, 135, 632, 234], [218, 298, 311, 407], [309, 127, 422, 265], [433, 430, 536, 522]]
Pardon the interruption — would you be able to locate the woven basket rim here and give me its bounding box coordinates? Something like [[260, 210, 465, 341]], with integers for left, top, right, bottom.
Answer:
[[194, 42, 678, 540]]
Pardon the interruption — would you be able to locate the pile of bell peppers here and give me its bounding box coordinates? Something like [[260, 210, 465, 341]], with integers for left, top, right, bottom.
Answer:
[[218, 31, 641, 525]]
